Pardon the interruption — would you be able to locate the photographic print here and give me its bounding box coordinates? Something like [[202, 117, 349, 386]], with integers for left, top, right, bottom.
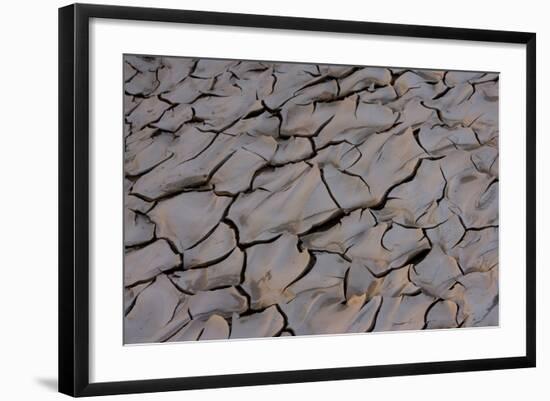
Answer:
[[123, 55, 499, 345]]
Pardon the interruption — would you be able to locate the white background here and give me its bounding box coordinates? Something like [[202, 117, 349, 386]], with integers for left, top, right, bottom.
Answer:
[[0, 0, 547, 399]]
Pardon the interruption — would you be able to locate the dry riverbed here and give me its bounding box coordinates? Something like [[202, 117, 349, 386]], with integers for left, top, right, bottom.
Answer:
[[123, 55, 499, 344]]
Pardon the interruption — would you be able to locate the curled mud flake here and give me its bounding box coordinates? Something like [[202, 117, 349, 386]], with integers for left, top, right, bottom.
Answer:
[[317, 64, 355, 78], [346, 261, 419, 302], [453, 269, 499, 327], [286, 252, 350, 298], [228, 163, 340, 243], [373, 292, 435, 332], [338, 67, 391, 96], [124, 239, 181, 286], [311, 142, 362, 171], [436, 86, 498, 143], [130, 128, 218, 199], [162, 76, 213, 104], [124, 61, 139, 82], [375, 158, 450, 228], [188, 287, 248, 319], [321, 164, 373, 211], [414, 70, 445, 82], [149, 191, 232, 253], [126, 96, 170, 131], [393, 71, 447, 102], [470, 145, 499, 177], [124, 281, 153, 315], [124, 275, 190, 344], [124, 94, 141, 116], [281, 285, 367, 335], [125, 55, 162, 73], [271, 137, 313, 165], [448, 227, 498, 274], [301, 208, 377, 255], [445, 71, 497, 86], [348, 295, 383, 333], [124, 209, 155, 248], [447, 171, 498, 229], [168, 314, 230, 342], [183, 223, 237, 269], [230, 306, 285, 339], [125, 70, 159, 97], [225, 112, 281, 138], [347, 127, 426, 205], [171, 247, 244, 294], [289, 79, 339, 106], [262, 63, 320, 109], [417, 125, 479, 155], [347, 223, 430, 277], [359, 85, 398, 104], [210, 149, 265, 195], [192, 93, 262, 131], [125, 194, 154, 214], [192, 59, 238, 79], [280, 95, 397, 146], [378, 265, 420, 297], [150, 104, 194, 132], [132, 131, 277, 200], [125, 126, 157, 152], [125, 132, 173, 177], [243, 234, 310, 309], [409, 244, 463, 298], [345, 259, 380, 301], [425, 300, 459, 329], [154, 57, 196, 94], [425, 214, 465, 251]]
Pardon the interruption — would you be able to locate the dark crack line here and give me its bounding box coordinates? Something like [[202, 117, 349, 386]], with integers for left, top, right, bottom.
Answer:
[[366, 297, 383, 332], [183, 248, 235, 271], [338, 168, 371, 193], [412, 127, 430, 155], [342, 265, 351, 301], [239, 233, 284, 249], [274, 303, 293, 336], [124, 279, 155, 316], [380, 223, 393, 252], [125, 152, 174, 181], [297, 209, 346, 237], [369, 157, 441, 211], [310, 248, 352, 263], [431, 85, 452, 100], [283, 250, 317, 292], [422, 298, 443, 330], [167, 275, 196, 296], [319, 168, 342, 209]]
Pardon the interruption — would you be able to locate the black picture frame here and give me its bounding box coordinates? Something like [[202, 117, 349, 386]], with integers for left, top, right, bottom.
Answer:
[[58, 3, 537, 397]]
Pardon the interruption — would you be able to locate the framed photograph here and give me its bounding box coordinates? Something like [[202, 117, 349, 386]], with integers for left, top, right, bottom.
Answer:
[[58, 3, 536, 397]]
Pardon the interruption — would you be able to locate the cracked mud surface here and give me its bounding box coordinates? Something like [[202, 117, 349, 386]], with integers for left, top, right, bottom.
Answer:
[[123, 55, 499, 344]]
